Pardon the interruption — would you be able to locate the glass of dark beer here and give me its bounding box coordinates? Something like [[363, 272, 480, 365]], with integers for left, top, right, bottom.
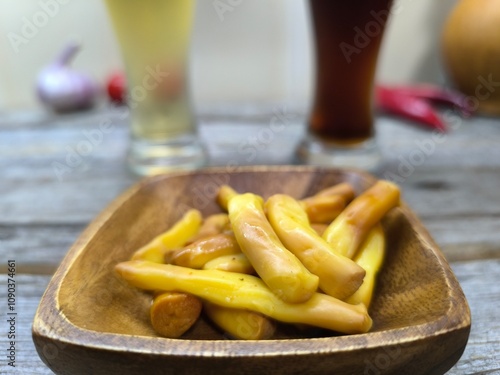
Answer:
[[297, 0, 393, 169]]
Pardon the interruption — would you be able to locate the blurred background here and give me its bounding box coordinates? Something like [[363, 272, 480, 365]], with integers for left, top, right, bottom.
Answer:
[[0, 0, 458, 114]]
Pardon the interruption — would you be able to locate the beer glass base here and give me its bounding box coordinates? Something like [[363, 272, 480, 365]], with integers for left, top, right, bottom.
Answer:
[[127, 136, 207, 176], [296, 135, 382, 171]]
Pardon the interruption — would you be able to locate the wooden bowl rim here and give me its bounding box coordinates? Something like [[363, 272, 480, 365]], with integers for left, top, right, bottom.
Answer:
[[32, 165, 471, 358]]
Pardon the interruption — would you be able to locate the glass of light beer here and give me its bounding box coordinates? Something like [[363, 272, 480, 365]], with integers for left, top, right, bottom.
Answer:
[[104, 0, 206, 176], [298, 0, 393, 170]]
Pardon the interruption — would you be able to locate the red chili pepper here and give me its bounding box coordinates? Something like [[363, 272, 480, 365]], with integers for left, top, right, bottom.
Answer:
[[379, 84, 474, 117], [375, 86, 448, 133], [106, 72, 127, 104]]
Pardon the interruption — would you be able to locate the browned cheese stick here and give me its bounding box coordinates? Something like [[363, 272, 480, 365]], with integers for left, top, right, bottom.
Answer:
[[150, 292, 202, 338], [322, 180, 400, 259], [167, 233, 241, 268]]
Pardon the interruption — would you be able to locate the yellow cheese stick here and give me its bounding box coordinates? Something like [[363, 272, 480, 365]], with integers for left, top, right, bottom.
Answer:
[[266, 194, 365, 300], [131, 209, 202, 263], [115, 260, 372, 334], [203, 253, 255, 275], [203, 302, 276, 340], [199, 241, 271, 340], [228, 193, 319, 303], [216, 185, 238, 211], [346, 224, 385, 308]]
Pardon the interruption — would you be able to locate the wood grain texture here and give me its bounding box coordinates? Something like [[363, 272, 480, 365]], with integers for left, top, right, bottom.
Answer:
[[31, 167, 470, 375], [448, 260, 500, 374], [2, 110, 500, 260], [1, 261, 498, 375], [0, 107, 499, 374], [0, 274, 52, 375]]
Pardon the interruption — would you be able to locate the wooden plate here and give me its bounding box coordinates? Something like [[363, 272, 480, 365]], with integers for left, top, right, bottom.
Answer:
[[32, 166, 471, 375]]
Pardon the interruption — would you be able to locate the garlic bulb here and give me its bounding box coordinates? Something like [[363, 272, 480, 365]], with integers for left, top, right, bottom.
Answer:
[[36, 42, 99, 113]]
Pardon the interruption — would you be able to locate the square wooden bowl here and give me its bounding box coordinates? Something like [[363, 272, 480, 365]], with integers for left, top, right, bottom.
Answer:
[[32, 166, 471, 375]]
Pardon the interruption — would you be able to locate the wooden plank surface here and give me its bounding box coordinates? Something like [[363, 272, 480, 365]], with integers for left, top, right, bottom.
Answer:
[[0, 107, 499, 373], [0, 274, 52, 375], [1, 109, 500, 262], [0, 260, 498, 374], [448, 260, 500, 374]]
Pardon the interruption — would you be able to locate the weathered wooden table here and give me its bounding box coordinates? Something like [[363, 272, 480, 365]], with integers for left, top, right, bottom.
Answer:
[[0, 105, 499, 374]]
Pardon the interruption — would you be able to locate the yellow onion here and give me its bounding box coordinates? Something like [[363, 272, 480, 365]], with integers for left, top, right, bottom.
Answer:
[[441, 0, 500, 115]]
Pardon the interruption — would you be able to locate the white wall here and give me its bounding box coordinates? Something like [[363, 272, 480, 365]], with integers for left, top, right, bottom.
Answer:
[[191, 0, 297, 107], [379, 0, 458, 85], [0, 0, 458, 111]]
